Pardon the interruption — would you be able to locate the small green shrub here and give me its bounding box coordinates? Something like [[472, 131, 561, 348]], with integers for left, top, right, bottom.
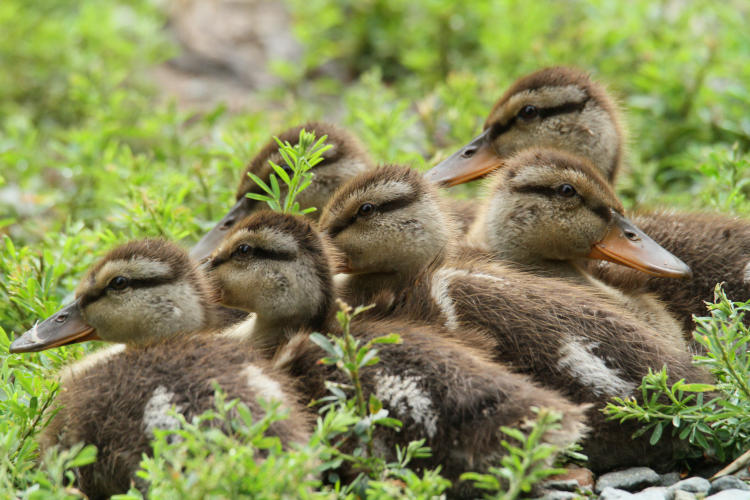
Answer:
[[605, 286, 750, 463]]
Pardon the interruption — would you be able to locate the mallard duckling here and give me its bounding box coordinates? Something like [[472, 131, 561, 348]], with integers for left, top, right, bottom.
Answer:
[[424, 65, 750, 329], [319, 164, 712, 472], [204, 211, 588, 490], [469, 148, 692, 349], [190, 122, 373, 261], [10, 240, 310, 499]]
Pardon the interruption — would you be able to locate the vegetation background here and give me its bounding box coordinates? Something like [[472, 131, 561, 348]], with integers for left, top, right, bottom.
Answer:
[[1, 0, 750, 498]]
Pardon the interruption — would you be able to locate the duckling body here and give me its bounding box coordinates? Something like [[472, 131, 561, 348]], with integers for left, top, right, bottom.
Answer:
[[319, 164, 712, 472], [11, 240, 310, 499], [468, 148, 690, 350], [205, 211, 588, 492], [425, 66, 750, 328]]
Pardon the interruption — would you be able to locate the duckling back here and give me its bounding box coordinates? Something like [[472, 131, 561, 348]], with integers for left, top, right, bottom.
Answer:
[[43, 335, 311, 499]]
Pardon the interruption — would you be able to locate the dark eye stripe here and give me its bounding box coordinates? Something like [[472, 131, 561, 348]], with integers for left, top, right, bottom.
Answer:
[[488, 97, 590, 141], [326, 194, 417, 238], [511, 184, 558, 197], [511, 184, 612, 222], [79, 275, 178, 308]]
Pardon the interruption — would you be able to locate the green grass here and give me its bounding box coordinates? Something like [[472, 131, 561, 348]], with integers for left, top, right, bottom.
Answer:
[[2, 0, 750, 497]]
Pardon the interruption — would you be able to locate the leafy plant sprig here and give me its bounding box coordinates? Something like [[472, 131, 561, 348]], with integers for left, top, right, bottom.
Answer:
[[309, 300, 408, 484], [245, 129, 331, 215], [604, 285, 750, 462], [460, 408, 569, 500]]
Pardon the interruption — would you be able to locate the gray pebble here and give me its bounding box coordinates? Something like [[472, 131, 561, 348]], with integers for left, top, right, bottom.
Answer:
[[596, 468, 661, 493], [673, 490, 696, 500], [632, 486, 673, 500], [706, 490, 750, 500], [536, 490, 579, 500], [711, 477, 750, 494], [661, 473, 681, 487], [600, 487, 635, 500], [670, 477, 711, 495]]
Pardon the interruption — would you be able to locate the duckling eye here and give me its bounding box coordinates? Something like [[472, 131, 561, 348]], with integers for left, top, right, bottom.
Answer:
[[233, 244, 251, 257], [357, 203, 375, 217], [556, 184, 577, 198], [108, 276, 129, 291], [518, 105, 539, 120]]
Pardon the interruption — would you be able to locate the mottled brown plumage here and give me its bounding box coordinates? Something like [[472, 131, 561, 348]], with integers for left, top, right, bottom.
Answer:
[[204, 211, 588, 494], [20, 240, 310, 499], [320, 164, 712, 472], [427, 65, 750, 330], [469, 148, 688, 350]]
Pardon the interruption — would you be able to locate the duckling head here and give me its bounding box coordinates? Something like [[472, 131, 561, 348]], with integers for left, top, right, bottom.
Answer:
[[425, 66, 623, 187], [478, 148, 691, 278], [204, 211, 339, 335], [10, 239, 214, 353], [319, 164, 455, 281], [191, 122, 372, 260]]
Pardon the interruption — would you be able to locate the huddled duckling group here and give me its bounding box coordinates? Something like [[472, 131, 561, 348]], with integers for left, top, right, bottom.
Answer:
[[10, 66, 749, 499]]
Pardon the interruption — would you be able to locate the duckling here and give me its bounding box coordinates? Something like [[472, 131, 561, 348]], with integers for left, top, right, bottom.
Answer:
[[319, 164, 712, 472], [469, 147, 692, 350], [10, 239, 310, 499], [190, 122, 374, 261], [204, 211, 588, 491], [424, 65, 750, 328]]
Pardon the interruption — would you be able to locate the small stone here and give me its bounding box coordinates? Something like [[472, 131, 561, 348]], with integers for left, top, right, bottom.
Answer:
[[542, 479, 580, 492], [670, 477, 711, 495], [711, 476, 750, 494], [536, 490, 579, 500], [706, 490, 750, 500], [596, 468, 661, 493], [673, 490, 696, 500], [632, 486, 673, 500], [661, 473, 681, 487], [600, 487, 635, 500]]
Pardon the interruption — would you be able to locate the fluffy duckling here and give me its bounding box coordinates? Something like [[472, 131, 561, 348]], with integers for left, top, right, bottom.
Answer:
[[191, 122, 374, 261], [425, 66, 750, 329], [204, 211, 588, 491], [10, 240, 310, 499], [469, 148, 692, 349], [319, 164, 712, 472]]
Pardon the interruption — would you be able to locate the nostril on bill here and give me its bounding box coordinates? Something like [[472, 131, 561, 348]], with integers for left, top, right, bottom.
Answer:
[[220, 218, 235, 230], [460, 146, 478, 159]]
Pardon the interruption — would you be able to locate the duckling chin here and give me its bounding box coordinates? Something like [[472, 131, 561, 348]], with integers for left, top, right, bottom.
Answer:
[[10, 239, 311, 499], [425, 65, 750, 331]]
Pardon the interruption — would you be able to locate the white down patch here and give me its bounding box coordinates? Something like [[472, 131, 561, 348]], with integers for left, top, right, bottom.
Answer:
[[143, 385, 183, 438], [557, 339, 634, 397], [242, 363, 285, 403], [430, 268, 461, 331], [375, 373, 438, 438], [744, 261, 750, 286]]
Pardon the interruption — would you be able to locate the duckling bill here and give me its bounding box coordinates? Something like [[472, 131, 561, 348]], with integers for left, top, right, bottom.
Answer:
[[11, 301, 99, 353], [589, 210, 692, 279]]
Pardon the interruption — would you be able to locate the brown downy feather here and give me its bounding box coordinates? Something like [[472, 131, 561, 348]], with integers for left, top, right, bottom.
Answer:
[[204, 211, 588, 495], [320, 164, 712, 472], [469, 148, 688, 350], [44, 337, 310, 499], [35, 239, 311, 499], [434, 65, 750, 331]]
